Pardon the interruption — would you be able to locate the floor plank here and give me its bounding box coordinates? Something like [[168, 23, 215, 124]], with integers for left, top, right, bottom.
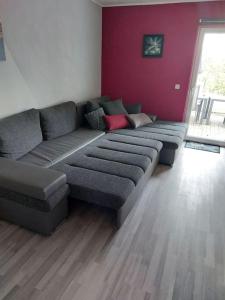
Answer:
[[0, 145, 225, 300]]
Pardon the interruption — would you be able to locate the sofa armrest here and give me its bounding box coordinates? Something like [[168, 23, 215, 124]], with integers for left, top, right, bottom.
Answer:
[[0, 158, 67, 200]]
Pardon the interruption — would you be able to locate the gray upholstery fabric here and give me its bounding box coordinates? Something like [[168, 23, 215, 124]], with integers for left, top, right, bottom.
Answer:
[[102, 133, 163, 152], [85, 108, 106, 130], [0, 109, 42, 159], [0, 158, 67, 201], [112, 128, 183, 149], [0, 193, 68, 235], [52, 132, 162, 210], [91, 139, 158, 161], [85, 101, 100, 113], [112, 120, 187, 165], [156, 120, 188, 127], [153, 120, 188, 133], [40, 101, 77, 140], [53, 164, 135, 209], [19, 128, 105, 167], [83, 147, 151, 171], [125, 103, 142, 114], [60, 152, 144, 185], [76, 96, 111, 127], [135, 126, 184, 139], [127, 113, 152, 128], [0, 184, 69, 212], [101, 99, 128, 115]]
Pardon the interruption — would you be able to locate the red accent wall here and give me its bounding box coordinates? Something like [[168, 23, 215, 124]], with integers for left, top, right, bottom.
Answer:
[[102, 1, 225, 121]]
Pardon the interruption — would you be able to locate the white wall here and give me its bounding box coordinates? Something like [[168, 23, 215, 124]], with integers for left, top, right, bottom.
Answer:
[[0, 45, 36, 118], [0, 0, 102, 118]]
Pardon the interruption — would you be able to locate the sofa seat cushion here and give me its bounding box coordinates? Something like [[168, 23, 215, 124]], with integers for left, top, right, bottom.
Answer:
[[83, 147, 151, 172], [90, 139, 159, 163], [102, 133, 163, 152], [52, 133, 162, 210], [146, 120, 188, 134], [0, 109, 42, 159], [55, 151, 144, 185], [112, 127, 184, 150], [135, 126, 185, 139], [155, 120, 188, 128], [19, 128, 105, 167]]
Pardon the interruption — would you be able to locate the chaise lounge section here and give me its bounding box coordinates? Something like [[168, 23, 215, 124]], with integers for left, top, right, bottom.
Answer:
[[52, 133, 162, 226]]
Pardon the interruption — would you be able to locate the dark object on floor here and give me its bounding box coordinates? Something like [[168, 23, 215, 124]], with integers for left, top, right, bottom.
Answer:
[[185, 141, 220, 153]]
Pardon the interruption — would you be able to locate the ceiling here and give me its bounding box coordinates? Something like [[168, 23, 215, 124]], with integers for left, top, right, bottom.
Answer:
[[92, 0, 218, 7]]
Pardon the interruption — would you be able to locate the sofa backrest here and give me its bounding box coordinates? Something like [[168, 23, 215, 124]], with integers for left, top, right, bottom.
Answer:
[[39, 101, 77, 140], [76, 96, 110, 127], [0, 97, 109, 160], [0, 109, 43, 160]]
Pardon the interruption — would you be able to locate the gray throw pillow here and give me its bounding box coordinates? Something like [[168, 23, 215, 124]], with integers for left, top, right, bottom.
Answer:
[[127, 113, 152, 128], [0, 109, 43, 159], [85, 101, 100, 113], [40, 101, 77, 140], [101, 99, 128, 115], [148, 114, 158, 122], [85, 108, 106, 131], [125, 103, 142, 114]]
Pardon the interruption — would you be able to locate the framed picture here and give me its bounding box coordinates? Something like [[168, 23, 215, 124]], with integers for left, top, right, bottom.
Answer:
[[0, 22, 6, 61], [143, 34, 164, 58]]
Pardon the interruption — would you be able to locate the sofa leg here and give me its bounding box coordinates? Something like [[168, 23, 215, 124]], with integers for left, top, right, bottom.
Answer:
[[159, 148, 176, 166]]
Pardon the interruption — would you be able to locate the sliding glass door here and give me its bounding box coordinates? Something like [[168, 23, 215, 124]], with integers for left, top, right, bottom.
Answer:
[[186, 28, 225, 146]]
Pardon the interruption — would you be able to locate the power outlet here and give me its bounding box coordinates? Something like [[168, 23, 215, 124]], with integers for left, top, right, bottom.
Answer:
[[175, 84, 181, 90]]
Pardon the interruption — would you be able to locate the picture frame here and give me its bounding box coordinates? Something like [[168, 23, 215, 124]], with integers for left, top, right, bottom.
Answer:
[[0, 22, 6, 61], [143, 34, 164, 58]]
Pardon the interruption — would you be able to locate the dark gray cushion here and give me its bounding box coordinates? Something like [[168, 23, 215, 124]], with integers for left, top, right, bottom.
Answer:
[[40, 101, 77, 140], [101, 99, 128, 115], [148, 114, 158, 122], [60, 151, 144, 185], [81, 147, 151, 172], [85, 108, 106, 131], [85, 101, 100, 113], [0, 109, 42, 159], [103, 133, 163, 152], [125, 103, 142, 114], [127, 113, 152, 128], [76, 96, 110, 127], [85, 96, 110, 113]]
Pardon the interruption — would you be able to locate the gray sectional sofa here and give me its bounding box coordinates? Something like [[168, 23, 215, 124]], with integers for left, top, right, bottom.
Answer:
[[0, 98, 187, 234]]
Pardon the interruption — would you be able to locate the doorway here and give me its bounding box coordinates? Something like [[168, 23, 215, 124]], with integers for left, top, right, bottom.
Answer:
[[186, 28, 225, 146]]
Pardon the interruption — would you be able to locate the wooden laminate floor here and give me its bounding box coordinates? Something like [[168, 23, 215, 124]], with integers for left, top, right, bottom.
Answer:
[[0, 145, 225, 300]]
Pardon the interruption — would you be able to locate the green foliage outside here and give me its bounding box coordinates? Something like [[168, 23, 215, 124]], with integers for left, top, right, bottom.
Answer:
[[201, 57, 225, 97]]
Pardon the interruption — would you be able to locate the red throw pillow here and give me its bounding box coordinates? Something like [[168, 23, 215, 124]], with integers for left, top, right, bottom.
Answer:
[[103, 114, 130, 131]]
